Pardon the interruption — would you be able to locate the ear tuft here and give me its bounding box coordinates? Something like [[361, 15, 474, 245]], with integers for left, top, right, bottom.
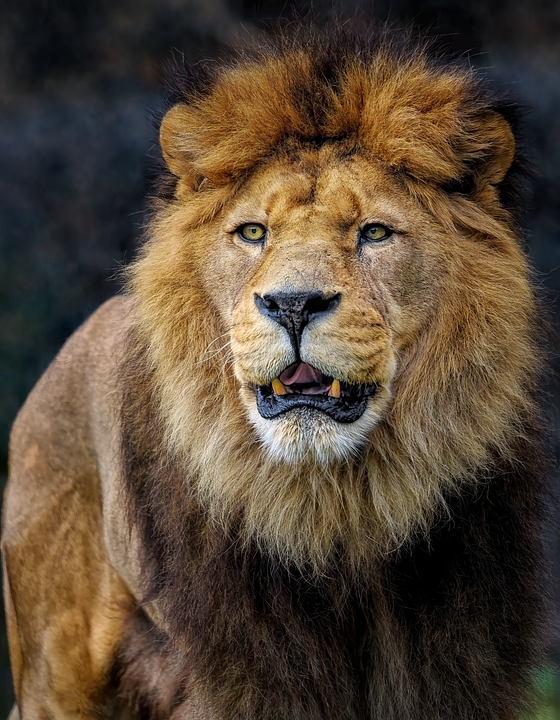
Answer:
[[474, 111, 516, 185], [160, 104, 204, 190]]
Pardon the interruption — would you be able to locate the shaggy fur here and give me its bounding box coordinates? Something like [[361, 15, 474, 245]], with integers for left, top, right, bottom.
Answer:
[[114, 25, 549, 719], [3, 25, 549, 719], [120, 347, 547, 719], [129, 27, 539, 569]]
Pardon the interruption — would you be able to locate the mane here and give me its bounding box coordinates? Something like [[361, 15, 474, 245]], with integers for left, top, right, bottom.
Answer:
[[125, 26, 542, 574], [117, 25, 549, 717], [152, 25, 528, 222], [119, 337, 547, 718]]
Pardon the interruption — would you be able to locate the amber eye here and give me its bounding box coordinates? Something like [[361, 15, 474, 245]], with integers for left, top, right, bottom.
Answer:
[[237, 223, 266, 243], [361, 224, 392, 243]]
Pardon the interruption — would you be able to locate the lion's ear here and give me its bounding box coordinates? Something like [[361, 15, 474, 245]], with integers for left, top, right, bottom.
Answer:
[[160, 104, 204, 189], [473, 111, 516, 185]]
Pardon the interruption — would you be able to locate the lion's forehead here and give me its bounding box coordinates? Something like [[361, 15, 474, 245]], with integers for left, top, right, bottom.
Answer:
[[225, 153, 418, 235]]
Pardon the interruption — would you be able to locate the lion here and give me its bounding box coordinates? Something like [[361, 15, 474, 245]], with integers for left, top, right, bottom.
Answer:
[[2, 27, 549, 719]]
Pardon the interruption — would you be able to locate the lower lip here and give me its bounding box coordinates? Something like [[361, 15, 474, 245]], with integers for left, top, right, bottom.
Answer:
[[254, 385, 374, 423]]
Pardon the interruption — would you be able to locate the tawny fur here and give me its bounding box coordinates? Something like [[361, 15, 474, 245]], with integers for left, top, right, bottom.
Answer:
[[2, 26, 548, 720], [129, 29, 539, 573]]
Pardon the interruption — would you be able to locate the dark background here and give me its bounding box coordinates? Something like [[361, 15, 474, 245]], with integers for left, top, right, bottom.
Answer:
[[1, 0, 559, 713]]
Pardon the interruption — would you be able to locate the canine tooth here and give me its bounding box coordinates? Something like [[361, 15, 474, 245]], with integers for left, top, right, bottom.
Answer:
[[329, 379, 341, 398], [272, 378, 287, 395]]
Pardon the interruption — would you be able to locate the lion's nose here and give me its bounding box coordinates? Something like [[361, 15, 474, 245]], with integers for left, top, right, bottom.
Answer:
[[255, 291, 340, 344]]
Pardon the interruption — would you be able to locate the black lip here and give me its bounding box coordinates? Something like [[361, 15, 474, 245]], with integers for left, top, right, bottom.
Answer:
[[255, 381, 377, 423]]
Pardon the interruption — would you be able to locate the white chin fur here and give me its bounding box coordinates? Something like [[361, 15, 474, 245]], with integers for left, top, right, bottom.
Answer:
[[248, 402, 384, 465]]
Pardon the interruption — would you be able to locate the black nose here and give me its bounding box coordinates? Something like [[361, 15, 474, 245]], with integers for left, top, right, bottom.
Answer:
[[255, 291, 341, 345]]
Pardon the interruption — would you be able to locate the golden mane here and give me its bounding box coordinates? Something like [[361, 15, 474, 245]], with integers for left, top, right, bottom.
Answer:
[[127, 28, 540, 574], [158, 31, 515, 190]]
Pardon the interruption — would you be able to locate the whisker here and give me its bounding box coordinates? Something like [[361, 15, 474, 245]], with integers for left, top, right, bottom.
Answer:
[[196, 340, 234, 365], [203, 331, 231, 353]]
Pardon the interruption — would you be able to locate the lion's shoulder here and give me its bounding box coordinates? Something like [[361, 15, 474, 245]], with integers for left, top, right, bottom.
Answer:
[[4, 296, 134, 536]]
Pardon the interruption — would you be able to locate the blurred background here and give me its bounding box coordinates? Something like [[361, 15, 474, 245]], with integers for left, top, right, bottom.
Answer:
[[0, 0, 559, 715]]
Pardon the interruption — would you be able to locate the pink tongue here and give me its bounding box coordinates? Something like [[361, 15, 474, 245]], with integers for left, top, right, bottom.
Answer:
[[278, 363, 331, 395], [279, 362, 323, 385]]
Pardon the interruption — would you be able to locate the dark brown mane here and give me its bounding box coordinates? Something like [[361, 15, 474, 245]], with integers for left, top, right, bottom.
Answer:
[[118, 330, 548, 719]]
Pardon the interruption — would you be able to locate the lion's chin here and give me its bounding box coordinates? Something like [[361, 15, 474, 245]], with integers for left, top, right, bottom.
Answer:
[[247, 397, 388, 465]]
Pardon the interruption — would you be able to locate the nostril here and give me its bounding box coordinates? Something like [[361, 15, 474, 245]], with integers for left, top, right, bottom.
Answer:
[[304, 293, 340, 317], [255, 293, 280, 318], [327, 294, 341, 312], [263, 296, 280, 312]]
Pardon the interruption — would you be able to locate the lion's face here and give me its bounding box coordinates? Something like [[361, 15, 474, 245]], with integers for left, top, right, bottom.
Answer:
[[203, 145, 437, 464]]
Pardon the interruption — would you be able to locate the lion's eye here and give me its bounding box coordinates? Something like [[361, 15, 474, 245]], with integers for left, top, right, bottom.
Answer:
[[237, 223, 266, 243], [361, 224, 392, 243]]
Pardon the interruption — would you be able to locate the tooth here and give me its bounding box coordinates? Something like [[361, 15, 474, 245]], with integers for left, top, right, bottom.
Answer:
[[272, 378, 287, 396], [329, 379, 341, 398]]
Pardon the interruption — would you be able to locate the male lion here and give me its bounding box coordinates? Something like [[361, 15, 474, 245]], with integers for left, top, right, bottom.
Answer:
[[2, 28, 548, 719]]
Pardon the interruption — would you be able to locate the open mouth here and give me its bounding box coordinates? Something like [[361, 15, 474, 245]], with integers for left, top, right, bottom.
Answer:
[[255, 362, 377, 423]]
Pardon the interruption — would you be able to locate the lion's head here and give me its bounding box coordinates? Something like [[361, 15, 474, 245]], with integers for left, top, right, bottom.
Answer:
[[128, 29, 538, 572]]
